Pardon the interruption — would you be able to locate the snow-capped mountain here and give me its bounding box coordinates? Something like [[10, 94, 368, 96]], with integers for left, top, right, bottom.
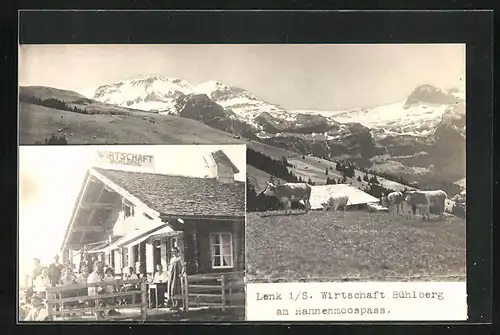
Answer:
[[91, 76, 465, 184], [193, 80, 295, 126], [92, 77, 464, 142], [291, 84, 465, 140], [92, 76, 194, 113], [92, 76, 340, 133]]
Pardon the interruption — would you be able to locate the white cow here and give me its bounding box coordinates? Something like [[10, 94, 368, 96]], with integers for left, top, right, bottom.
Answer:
[[404, 190, 448, 220], [263, 182, 312, 215], [381, 191, 404, 214], [321, 195, 349, 212]]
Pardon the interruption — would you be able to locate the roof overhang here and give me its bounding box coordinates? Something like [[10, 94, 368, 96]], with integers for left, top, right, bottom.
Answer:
[[89, 168, 160, 220], [159, 214, 244, 222], [60, 168, 160, 252], [87, 222, 175, 253]]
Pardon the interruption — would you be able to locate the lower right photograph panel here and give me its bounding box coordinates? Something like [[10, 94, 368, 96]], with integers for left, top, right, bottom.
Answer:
[[245, 147, 467, 321]]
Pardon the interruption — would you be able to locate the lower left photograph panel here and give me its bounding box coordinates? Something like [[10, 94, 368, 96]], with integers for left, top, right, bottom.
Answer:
[[18, 144, 246, 322]]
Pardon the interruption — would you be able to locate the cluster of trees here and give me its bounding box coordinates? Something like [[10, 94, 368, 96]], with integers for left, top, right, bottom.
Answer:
[[326, 176, 348, 185], [306, 177, 315, 186], [362, 174, 380, 184], [355, 165, 416, 188], [335, 162, 356, 178], [335, 159, 421, 190], [20, 95, 87, 114], [34, 134, 68, 144], [361, 184, 396, 199], [247, 148, 299, 183]]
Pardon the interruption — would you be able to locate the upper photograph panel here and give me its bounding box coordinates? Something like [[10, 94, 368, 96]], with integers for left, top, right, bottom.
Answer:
[[18, 44, 465, 149]]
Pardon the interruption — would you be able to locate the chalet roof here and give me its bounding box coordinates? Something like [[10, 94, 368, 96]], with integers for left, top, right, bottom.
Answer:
[[92, 167, 245, 218], [308, 184, 380, 210], [210, 150, 240, 174]]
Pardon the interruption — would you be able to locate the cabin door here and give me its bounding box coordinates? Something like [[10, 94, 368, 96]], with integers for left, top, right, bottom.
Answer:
[[152, 240, 162, 269]]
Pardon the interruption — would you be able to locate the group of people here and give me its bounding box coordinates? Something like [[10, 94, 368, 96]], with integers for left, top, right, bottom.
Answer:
[[21, 247, 186, 321], [21, 255, 72, 321]]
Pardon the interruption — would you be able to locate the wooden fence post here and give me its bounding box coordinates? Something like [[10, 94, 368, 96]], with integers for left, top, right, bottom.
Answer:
[[46, 291, 54, 321], [221, 275, 226, 312], [181, 276, 187, 311], [95, 297, 103, 321], [140, 280, 147, 321]]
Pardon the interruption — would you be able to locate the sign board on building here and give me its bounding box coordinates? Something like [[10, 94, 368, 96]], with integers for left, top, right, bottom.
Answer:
[[96, 150, 155, 170]]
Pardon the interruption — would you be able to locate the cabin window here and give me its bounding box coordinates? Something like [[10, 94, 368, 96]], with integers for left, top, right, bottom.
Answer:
[[209, 233, 233, 269]]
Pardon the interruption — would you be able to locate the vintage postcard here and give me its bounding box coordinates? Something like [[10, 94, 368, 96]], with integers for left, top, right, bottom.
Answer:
[[18, 144, 246, 322], [18, 43, 467, 322]]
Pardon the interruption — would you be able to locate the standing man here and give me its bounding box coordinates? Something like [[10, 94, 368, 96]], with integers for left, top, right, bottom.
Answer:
[[48, 255, 63, 288], [79, 251, 92, 274]]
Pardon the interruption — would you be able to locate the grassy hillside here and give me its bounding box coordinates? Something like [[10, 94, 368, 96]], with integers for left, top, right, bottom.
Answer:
[[245, 140, 411, 192], [19, 86, 89, 102], [246, 211, 466, 283], [19, 102, 244, 145]]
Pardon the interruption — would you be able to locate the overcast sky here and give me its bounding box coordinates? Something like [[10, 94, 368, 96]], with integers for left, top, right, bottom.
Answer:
[[19, 144, 245, 274], [19, 44, 465, 110]]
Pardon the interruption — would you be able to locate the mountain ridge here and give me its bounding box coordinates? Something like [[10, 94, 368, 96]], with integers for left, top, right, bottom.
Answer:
[[21, 78, 466, 188], [90, 76, 464, 139]]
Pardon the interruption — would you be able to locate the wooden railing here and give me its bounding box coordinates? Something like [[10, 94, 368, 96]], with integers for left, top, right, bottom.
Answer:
[[185, 271, 245, 311], [45, 279, 148, 321]]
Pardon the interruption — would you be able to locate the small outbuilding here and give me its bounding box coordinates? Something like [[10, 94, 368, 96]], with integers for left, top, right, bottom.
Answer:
[[308, 184, 381, 211]]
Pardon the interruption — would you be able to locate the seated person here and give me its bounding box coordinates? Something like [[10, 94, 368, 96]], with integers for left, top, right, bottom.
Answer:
[[24, 295, 49, 321], [102, 267, 121, 316], [119, 267, 139, 305], [152, 264, 167, 308], [59, 268, 79, 310], [122, 267, 139, 288], [87, 261, 105, 313]]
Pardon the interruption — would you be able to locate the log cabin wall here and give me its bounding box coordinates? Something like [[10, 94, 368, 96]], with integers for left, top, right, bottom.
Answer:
[[183, 219, 245, 275]]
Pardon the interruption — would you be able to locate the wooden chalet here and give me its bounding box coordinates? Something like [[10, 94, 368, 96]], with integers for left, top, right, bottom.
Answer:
[[60, 150, 245, 278]]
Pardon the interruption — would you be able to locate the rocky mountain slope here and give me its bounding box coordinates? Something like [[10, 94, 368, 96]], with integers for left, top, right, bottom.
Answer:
[[76, 78, 467, 185], [92, 77, 464, 183]]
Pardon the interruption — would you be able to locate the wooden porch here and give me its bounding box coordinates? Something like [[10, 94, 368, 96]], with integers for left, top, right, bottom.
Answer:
[[40, 271, 245, 322]]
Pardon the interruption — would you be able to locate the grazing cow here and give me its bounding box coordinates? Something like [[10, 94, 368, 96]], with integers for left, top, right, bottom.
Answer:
[[263, 182, 312, 215], [381, 191, 404, 214], [321, 195, 349, 212], [404, 190, 448, 220]]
